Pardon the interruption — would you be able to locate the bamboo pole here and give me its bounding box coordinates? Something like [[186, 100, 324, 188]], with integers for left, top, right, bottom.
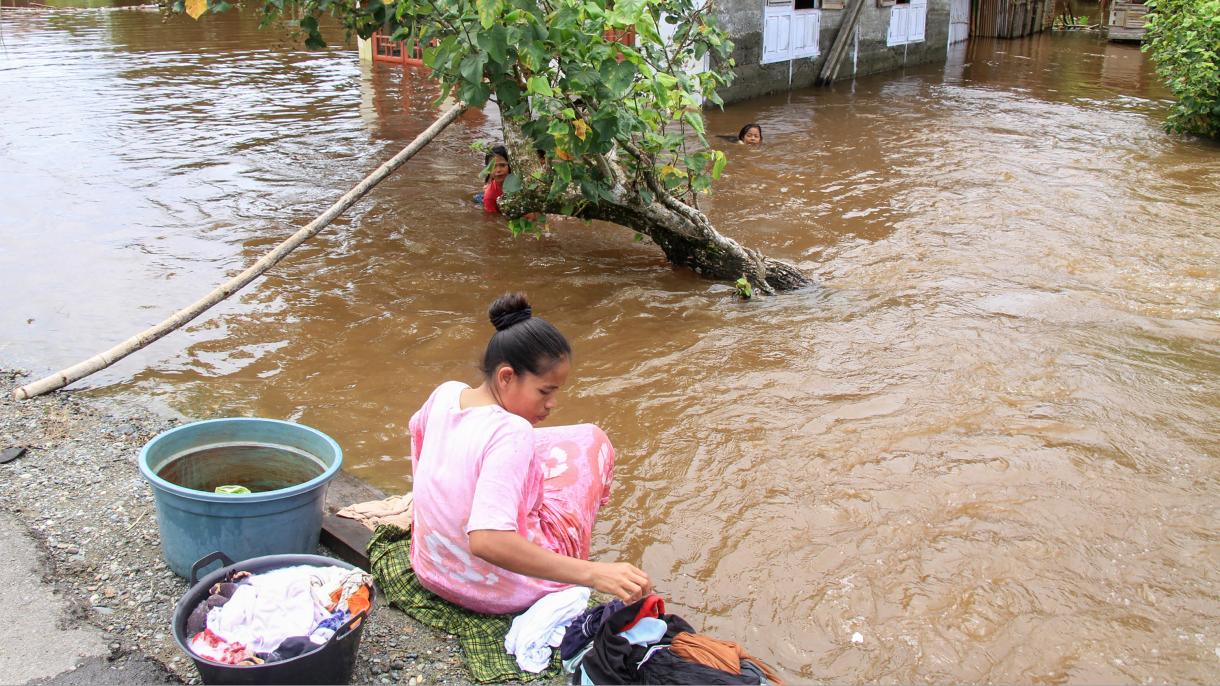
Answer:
[[14, 102, 467, 400], [817, 0, 868, 86]]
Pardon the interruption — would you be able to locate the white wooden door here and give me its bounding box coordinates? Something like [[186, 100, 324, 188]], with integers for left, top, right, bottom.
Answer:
[[887, 5, 910, 45], [909, 0, 927, 42], [763, 3, 794, 64], [948, 0, 969, 44], [792, 10, 821, 59], [888, 0, 927, 46]]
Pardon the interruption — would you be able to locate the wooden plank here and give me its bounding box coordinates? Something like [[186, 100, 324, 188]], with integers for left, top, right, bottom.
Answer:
[[322, 512, 377, 569], [322, 470, 389, 570], [816, 0, 867, 85]]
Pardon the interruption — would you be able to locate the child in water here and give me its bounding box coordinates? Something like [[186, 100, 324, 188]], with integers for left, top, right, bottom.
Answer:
[[476, 146, 544, 221], [479, 145, 511, 214], [738, 123, 763, 145]]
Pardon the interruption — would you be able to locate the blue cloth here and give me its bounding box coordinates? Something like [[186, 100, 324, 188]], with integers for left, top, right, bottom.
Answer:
[[316, 610, 347, 632], [618, 617, 667, 646], [563, 643, 595, 674]]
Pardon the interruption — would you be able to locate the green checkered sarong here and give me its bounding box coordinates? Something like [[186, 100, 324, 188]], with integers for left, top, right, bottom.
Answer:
[[368, 524, 562, 683]]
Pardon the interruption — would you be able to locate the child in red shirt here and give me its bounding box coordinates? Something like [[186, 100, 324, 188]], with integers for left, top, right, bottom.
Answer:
[[481, 145, 511, 214]]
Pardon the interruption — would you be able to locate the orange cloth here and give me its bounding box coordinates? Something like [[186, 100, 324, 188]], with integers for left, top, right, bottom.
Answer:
[[669, 632, 784, 685], [346, 586, 371, 618], [329, 585, 371, 628]]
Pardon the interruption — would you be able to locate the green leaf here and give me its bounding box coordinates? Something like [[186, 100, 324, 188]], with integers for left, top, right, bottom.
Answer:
[[460, 52, 488, 85], [527, 75, 554, 97], [682, 110, 706, 137], [651, 78, 672, 109], [605, 0, 646, 26], [735, 277, 754, 299], [602, 59, 637, 99], [579, 178, 600, 201], [496, 81, 523, 108], [476, 25, 508, 65], [502, 172, 522, 194], [458, 80, 491, 107], [476, 0, 503, 30], [507, 217, 530, 237], [711, 150, 727, 179], [591, 109, 621, 141]]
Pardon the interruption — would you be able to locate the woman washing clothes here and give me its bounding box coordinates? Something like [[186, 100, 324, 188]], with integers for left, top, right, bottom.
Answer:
[[408, 292, 652, 615]]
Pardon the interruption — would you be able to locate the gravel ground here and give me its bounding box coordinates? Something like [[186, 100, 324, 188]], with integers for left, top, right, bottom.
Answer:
[[0, 368, 561, 686]]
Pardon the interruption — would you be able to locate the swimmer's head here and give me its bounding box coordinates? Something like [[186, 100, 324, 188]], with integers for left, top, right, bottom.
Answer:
[[738, 123, 763, 145]]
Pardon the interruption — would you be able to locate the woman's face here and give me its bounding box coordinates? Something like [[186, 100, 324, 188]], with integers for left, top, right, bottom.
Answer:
[[495, 358, 570, 425], [742, 127, 762, 145], [490, 155, 510, 182]]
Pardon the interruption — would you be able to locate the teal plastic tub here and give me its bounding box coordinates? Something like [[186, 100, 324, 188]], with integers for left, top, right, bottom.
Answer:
[[138, 418, 343, 578]]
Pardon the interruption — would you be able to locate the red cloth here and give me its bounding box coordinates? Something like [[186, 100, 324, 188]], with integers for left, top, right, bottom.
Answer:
[[483, 178, 503, 214], [620, 594, 665, 632], [189, 628, 256, 665]]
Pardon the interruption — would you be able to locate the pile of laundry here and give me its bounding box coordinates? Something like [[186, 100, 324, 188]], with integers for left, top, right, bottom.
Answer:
[[185, 564, 373, 666], [504, 591, 784, 685]]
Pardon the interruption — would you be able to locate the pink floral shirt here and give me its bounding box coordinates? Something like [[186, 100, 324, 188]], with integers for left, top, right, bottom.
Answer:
[[408, 381, 568, 614]]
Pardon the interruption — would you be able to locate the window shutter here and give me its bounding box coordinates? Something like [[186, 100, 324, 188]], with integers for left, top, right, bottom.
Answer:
[[792, 10, 822, 58], [762, 4, 795, 63], [887, 6, 907, 45], [909, 0, 926, 42]]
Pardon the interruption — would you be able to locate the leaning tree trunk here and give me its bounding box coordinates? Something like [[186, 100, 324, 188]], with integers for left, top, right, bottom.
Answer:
[[498, 122, 811, 294]]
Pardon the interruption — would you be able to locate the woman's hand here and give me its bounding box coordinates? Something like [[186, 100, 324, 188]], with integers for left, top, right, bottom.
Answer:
[[469, 529, 653, 602], [586, 561, 653, 603]]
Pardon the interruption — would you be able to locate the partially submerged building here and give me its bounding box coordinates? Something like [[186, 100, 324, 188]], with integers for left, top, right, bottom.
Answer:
[[1105, 0, 1148, 41], [358, 0, 1056, 105], [719, 0, 1053, 102]]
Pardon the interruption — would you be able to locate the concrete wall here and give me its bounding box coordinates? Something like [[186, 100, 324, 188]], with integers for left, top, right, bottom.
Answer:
[[716, 0, 951, 104]]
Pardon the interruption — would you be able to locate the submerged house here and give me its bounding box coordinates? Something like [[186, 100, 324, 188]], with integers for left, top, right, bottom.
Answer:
[[358, 0, 1054, 105], [1106, 0, 1148, 41], [716, 0, 1053, 102]]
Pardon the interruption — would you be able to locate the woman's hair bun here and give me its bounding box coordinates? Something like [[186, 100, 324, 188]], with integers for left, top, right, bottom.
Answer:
[[489, 292, 533, 331]]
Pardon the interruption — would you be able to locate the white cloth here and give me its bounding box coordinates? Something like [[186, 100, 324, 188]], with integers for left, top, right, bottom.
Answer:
[[206, 565, 349, 654], [504, 586, 591, 673]]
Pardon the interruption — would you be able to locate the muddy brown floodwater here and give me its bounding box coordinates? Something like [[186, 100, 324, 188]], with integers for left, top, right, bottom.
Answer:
[[2, 5, 1218, 683]]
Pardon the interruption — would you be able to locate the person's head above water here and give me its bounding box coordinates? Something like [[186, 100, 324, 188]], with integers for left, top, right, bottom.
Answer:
[[484, 145, 511, 183], [479, 292, 572, 425], [738, 123, 763, 145]]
